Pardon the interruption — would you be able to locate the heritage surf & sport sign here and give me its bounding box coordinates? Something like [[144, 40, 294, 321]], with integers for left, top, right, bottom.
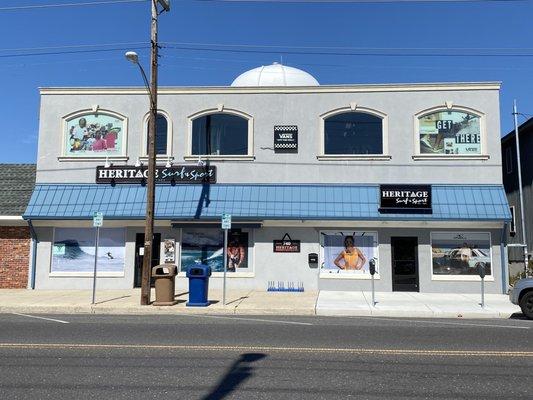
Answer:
[[96, 165, 216, 184], [379, 184, 432, 213]]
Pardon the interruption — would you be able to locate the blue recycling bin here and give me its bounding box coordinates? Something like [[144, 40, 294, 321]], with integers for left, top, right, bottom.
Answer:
[[186, 264, 212, 307]]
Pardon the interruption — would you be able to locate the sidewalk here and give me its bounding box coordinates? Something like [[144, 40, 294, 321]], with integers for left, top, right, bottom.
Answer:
[[0, 289, 522, 319]]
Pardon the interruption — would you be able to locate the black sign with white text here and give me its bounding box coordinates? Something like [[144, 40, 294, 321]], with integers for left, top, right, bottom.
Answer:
[[273, 233, 301, 253], [274, 125, 298, 152], [96, 165, 216, 184], [379, 185, 432, 213]]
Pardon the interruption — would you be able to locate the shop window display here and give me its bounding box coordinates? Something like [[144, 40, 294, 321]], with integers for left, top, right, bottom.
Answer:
[[51, 228, 125, 274], [181, 228, 249, 273], [431, 232, 491, 276], [323, 112, 383, 155], [418, 110, 481, 155], [64, 112, 124, 157], [191, 113, 249, 156], [320, 231, 378, 275]]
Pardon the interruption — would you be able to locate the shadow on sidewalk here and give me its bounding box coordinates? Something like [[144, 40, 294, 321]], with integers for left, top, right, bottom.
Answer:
[[201, 353, 267, 400], [94, 295, 131, 305]]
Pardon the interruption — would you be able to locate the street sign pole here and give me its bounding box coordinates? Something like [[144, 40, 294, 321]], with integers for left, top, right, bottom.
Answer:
[[92, 226, 100, 305], [92, 212, 103, 305], [221, 213, 231, 306], [223, 228, 228, 305]]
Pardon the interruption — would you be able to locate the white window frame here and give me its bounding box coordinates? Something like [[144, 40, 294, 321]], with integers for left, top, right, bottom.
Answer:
[[58, 108, 128, 162], [185, 108, 255, 161], [140, 110, 173, 162], [413, 105, 488, 160], [177, 227, 255, 278], [318, 230, 380, 280], [509, 206, 516, 235], [49, 227, 126, 277], [318, 106, 390, 161], [430, 231, 494, 281]]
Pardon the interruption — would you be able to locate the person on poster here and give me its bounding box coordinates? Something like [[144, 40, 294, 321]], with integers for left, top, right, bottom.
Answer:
[[334, 235, 367, 270], [227, 237, 245, 271]]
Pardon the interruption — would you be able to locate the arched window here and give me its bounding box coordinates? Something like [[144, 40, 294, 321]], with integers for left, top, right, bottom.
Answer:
[[323, 111, 384, 155], [417, 108, 482, 156], [143, 111, 171, 157], [61, 109, 127, 159], [191, 112, 250, 156]]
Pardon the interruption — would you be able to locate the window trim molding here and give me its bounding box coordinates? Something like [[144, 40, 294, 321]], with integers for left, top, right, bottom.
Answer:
[[413, 105, 487, 159], [429, 231, 494, 281], [186, 107, 254, 160], [505, 146, 513, 174], [318, 106, 389, 159], [59, 108, 128, 160], [509, 206, 516, 235], [140, 109, 173, 158]]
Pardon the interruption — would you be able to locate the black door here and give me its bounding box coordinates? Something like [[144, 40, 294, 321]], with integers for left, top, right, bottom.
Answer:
[[391, 237, 419, 292], [134, 233, 161, 288]]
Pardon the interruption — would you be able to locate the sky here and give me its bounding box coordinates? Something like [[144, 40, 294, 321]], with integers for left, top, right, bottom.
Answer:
[[0, 0, 532, 163]]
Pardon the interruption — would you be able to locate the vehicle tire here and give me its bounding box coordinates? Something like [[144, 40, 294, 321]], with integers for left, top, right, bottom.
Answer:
[[519, 291, 533, 320]]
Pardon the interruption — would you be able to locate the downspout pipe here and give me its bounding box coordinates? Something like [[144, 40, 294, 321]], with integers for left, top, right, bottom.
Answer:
[[27, 220, 38, 290]]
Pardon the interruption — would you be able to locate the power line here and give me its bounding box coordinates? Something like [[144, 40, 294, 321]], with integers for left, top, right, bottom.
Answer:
[[0, 46, 149, 59], [163, 44, 533, 57], [0, 42, 148, 53], [194, 0, 526, 3], [162, 41, 533, 52], [0, 0, 147, 11]]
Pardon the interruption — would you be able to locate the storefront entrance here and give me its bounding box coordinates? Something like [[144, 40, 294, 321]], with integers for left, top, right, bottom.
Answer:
[[391, 237, 419, 292], [134, 233, 161, 288]]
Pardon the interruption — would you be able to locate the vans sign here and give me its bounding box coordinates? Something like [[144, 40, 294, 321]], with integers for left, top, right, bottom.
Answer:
[[274, 125, 298, 153]]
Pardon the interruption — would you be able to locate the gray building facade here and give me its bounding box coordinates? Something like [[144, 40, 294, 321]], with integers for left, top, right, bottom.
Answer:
[[24, 67, 511, 294]]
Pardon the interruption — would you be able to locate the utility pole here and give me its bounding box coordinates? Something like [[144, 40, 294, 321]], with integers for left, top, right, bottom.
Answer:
[[512, 100, 529, 277], [140, 0, 169, 305]]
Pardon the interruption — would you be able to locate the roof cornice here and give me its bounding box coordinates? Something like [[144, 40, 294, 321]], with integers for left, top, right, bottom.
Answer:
[[39, 82, 502, 96]]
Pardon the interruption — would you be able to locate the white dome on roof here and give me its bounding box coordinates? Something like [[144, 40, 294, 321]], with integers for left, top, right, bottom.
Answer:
[[231, 63, 319, 87]]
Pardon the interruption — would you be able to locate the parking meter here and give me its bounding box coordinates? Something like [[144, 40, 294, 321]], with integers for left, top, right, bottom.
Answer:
[[369, 259, 376, 306], [369, 259, 376, 276], [477, 263, 485, 308], [477, 263, 486, 279]]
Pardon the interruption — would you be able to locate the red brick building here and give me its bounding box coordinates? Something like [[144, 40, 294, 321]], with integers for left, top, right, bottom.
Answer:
[[0, 164, 36, 289]]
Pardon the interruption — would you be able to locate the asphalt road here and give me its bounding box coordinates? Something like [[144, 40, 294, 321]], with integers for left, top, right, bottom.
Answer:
[[0, 313, 531, 399]]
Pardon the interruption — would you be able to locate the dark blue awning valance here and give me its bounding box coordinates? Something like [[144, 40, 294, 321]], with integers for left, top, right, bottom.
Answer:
[[23, 184, 511, 222]]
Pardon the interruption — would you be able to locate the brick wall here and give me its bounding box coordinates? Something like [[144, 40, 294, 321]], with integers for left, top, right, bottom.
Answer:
[[0, 226, 30, 289]]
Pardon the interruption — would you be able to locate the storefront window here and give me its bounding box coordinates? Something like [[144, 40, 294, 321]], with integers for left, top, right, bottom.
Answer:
[[64, 112, 124, 157], [418, 110, 481, 155], [431, 232, 491, 276], [191, 113, 249, 155], [324, 112, 383, 155], [51, 228, 125, 274], [180, 228, 249, 273], [320, 231, 378, 276], [146, 113, 169, 155]]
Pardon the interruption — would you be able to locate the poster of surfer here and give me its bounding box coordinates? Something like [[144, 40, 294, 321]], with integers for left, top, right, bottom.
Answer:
[[51, 228, 125, 273], [180, 229, 248, 272]]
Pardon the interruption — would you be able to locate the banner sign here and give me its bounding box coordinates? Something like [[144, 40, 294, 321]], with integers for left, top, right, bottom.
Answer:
[[96, 165, 216, 184], [273, 233, 301, 253], [379, 184, 432, 213], [274, 125, 298, 152]]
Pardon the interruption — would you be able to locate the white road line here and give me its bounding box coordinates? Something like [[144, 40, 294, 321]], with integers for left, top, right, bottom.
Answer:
[[352, 316, 530, 330], [190, 314, 313, 326], [11, 313, 69, 324]]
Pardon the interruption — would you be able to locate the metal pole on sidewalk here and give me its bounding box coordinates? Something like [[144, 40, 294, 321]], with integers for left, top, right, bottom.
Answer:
[[480, 276, 485, 309], [223, 228, 228, 305], [91, 226, 100, 305], [512, 100, 529, 276]]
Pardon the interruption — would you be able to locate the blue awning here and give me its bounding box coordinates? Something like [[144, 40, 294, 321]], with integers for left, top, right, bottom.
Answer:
[[23, 184, 511, 222]]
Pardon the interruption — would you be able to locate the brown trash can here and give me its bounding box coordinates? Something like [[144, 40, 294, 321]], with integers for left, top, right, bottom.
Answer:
[[152, 264, 178, 306]]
